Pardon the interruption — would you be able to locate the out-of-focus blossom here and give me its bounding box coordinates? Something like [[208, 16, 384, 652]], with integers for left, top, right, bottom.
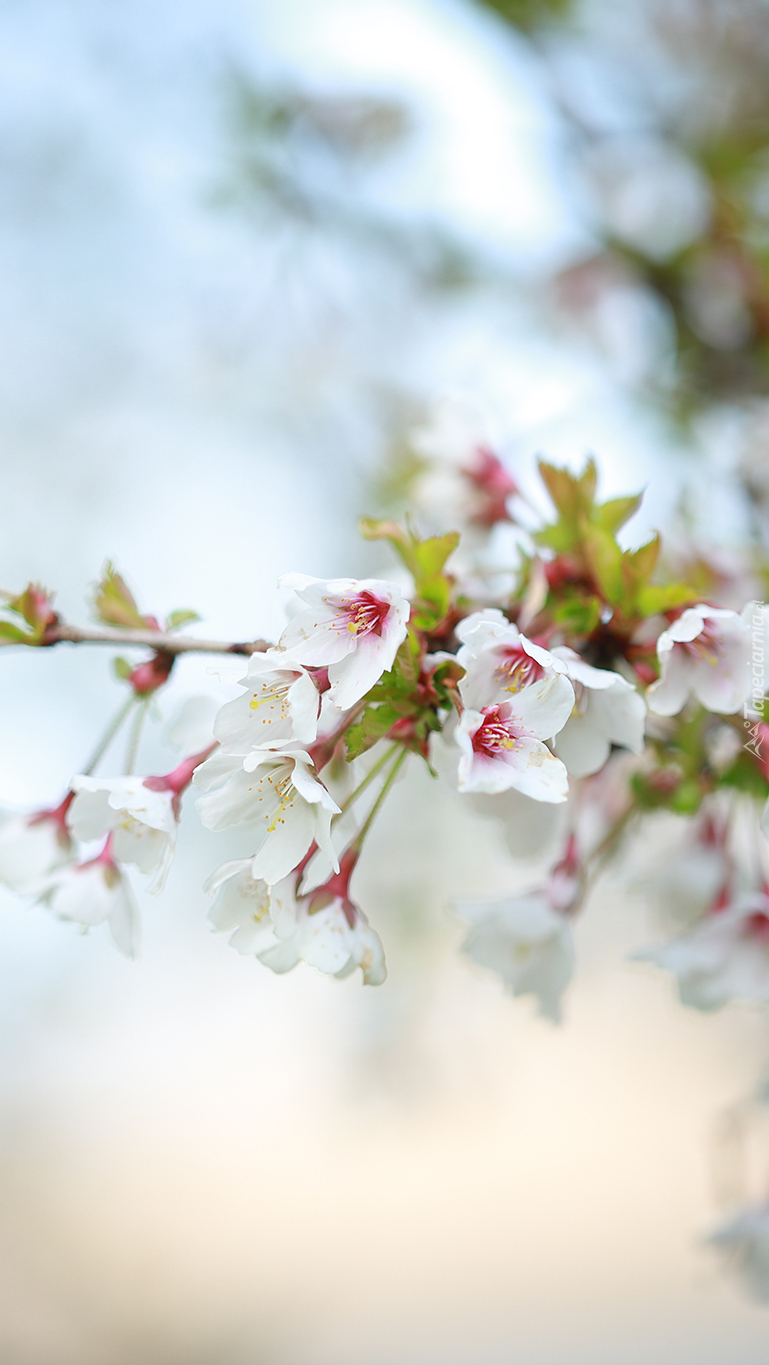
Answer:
[[276, 574, 410, 710], [550, 646, 646, 777], [165, 695, 218, 753], [709, 1203, 769, 1302], [194, 746, 339, 884], [647, 605, 750, 716], [38, 840, 140, 958], [0, 794, 73, 893], [457, 889, 574, 1022], [68, 775, 178, 893], [214, 650, 321, 751], [455, 675, 574, 802], [634, 890, 769, 1010], [456, 608, 567, 709], [412, 397, 519, 530]]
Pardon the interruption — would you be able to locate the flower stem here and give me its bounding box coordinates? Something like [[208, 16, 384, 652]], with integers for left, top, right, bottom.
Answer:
[[336, 743, 400, 817], [82, 695, 137, 776], [124, 698, 150, 775], [349, 747, 407, 855]]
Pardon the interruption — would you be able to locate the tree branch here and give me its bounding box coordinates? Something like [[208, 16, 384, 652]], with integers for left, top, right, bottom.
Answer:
[[40, 623, 271, 656]]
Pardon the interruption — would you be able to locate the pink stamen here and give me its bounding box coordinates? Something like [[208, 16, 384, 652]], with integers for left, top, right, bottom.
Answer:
[[335, 590, 390, 639], [471, 705, 522, 758], [495, 644, 545, 692], [462, 447, 518, 527], [676, 620, 721, 665]]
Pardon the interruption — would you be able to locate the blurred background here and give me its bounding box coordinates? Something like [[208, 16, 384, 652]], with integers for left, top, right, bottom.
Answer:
[[2, 0, 769, 1360]]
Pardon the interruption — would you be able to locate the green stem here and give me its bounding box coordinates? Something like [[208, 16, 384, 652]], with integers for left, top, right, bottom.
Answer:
[[124, 698, 150, 775], [82, 695, 137, 776], [582, 801, 638, 900], [336, 743, 400, 818], [349, 747, 407, 854]]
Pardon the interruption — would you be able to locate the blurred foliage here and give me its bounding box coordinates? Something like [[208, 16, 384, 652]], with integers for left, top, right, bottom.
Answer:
[[476, 0, 574, 31]]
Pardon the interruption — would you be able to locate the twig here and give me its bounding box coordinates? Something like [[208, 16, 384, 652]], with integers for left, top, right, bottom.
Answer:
[[38, 623, 271, 656]]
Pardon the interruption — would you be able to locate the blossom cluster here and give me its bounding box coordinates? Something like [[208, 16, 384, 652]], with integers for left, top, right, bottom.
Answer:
[[0, 439, 767, 1025]]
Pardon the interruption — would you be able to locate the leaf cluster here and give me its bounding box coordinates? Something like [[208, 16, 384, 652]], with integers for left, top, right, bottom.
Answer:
[[0, 584, 57, 645]]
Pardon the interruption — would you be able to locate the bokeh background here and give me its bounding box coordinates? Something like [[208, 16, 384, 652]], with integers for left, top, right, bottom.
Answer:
[[1, 0, 769, 1360]]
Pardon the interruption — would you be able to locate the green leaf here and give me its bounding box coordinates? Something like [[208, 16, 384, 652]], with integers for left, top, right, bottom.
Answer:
[[0, 620, 33, 644], [582, 522, 624, 604], [593, 494, 643, 535], [624, 535, 660, 584], [94, 563, 147, 629], [345, 704, 402, 759], [112, 656, 133, 681], [166, 609, 200, 630], [552, 595, 603, 635], [636, 583, 695, 616], [412, 531, 460, 580]]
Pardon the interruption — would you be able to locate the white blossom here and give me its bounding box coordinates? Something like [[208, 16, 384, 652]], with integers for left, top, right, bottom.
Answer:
[[456, 608, 567, 710], [709, 1204, 769, 1302], [411, 397, 518, 530], [67, 775, 177, 893], [38, 855, 141, 958], [457, 891, 574, 1022], [214, 650, 321, 752], [207, 864, 386, 984], [276, 574, 410, 711], [0, 802, 72, 893], [550, 646, 646, 777], [455, 676, 574, 802], [647, 604, 751, 716], [634, 892, 769, 1010], [194, 746, 340, 884]]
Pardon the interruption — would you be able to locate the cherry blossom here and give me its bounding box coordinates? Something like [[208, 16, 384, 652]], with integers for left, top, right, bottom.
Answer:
[[634, 890, 769, 1010], [412, 397, 519, 529], [457, 890, 575, 1021], [275, 574, 410, 711], [207, 859, 386, 984], [38, 839, 140, 958], [194, 745, 340, 884], [213, 650, 321, 751], [68, 775, 178, 893], [455, 674, 574, 802], [549, 646, 646, 777], [647, 604, 751, 716], [456, 608, 567, 710], [0, 794, 73, 893]]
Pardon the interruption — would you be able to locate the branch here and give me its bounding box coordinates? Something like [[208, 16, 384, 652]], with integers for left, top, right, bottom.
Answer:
[[38, 623, 271, 656]]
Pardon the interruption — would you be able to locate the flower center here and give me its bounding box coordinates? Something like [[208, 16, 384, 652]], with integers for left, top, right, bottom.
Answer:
[[462, 447, 517, 527], [249, 678, 291, 714], [677, 621, 721, 666], [332, 590, 390, 638], [472, 705, 522, 758], [494, 645, 545, 694]]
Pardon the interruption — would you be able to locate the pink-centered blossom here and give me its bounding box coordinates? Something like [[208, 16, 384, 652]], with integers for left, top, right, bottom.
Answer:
[[455, 675, 574, 802], [647, 604, 751, 716], [456, 608, 567, 710], [275, 574, 410, 711], [194, 745, 340, 885], [412, 397, 519, 529]]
